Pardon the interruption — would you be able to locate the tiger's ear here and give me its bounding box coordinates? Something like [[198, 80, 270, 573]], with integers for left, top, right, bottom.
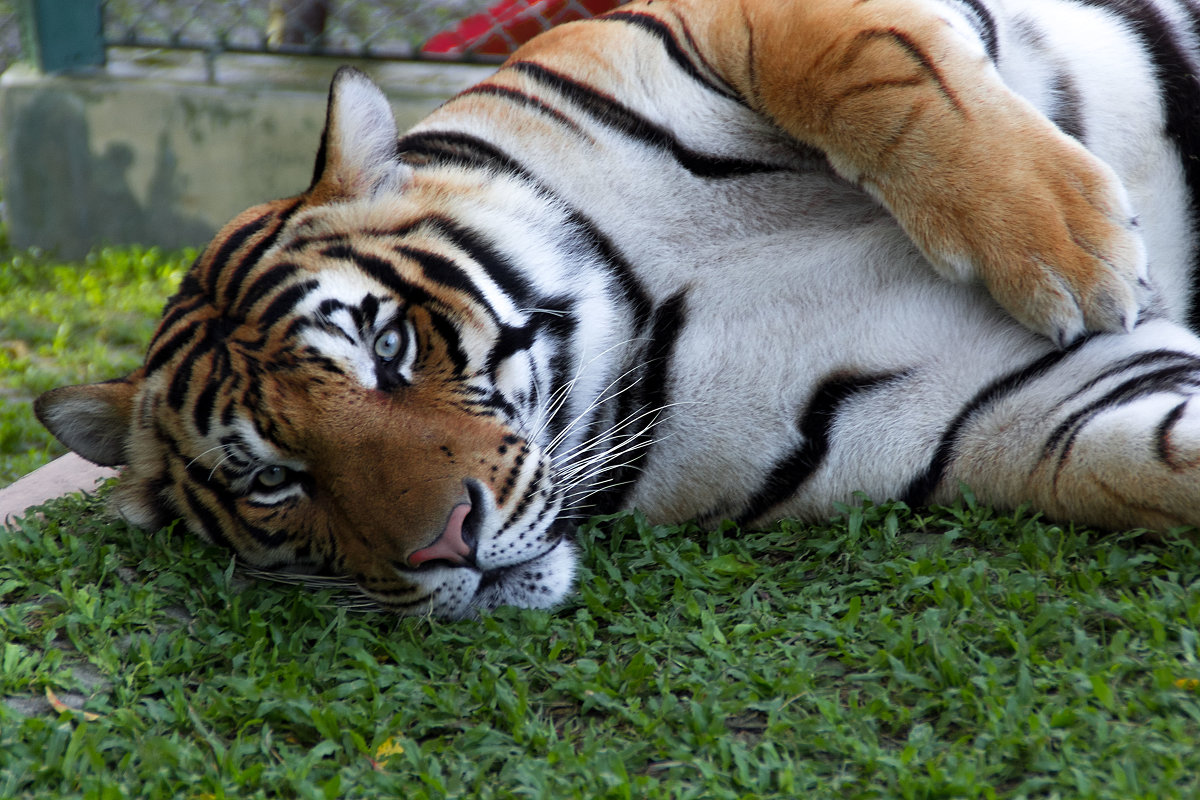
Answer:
[[308, 66, 412, 202], [34, 377, 139, 467]]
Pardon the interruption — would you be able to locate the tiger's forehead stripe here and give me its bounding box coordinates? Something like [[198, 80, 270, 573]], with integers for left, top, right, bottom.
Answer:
[[146, 202, 302, 377], [202, 213, 269, 299], [317, 243, 439, 311], [216, 200, 304, 310], [256, 279, 322, 330], [392, 243, 505, 326], [404, 216, 533, 325], [232, 262, 301, 320], [289, 212, 536, 320]]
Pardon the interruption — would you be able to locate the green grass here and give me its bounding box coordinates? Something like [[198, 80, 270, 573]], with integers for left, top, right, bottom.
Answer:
[[5, 242, 1200, 797], [0, 239, 190, 485], [4, 492, 1200, 798]]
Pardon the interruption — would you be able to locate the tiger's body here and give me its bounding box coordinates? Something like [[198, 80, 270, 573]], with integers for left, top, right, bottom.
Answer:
[[35, 0, 1200, 617]]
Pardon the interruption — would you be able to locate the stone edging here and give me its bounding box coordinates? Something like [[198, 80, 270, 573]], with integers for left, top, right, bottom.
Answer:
[[0, 453, 118, 528]]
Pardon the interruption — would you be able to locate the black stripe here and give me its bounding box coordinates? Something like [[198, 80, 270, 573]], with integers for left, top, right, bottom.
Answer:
[[526, 298, 580, 447], [419, 216, 534, 308], [165, 316, 239, 412], [192, 380, 221, 438], [736, 371, 907, 525], [427, 312, 469, 374], [1045, 362, 1200, 474], [317, 244, 472, 368], [356, 294, 381, 333], [187, 466, 294, 551], [399, 134, 651, 327], [145, 323, 199, 376], [901, 338, 1091, 506], [1048, 70, 1086, 142], [282, 231, 347, 254], [510, 61, 784, 179], [398, 131, 538, 182], [156, 279, 207, 338], [393, 244, 498, 321], [166, 344, 205, 412], [183, 485, 235, 553], [601, 10, 742, 102], [397, 134, 652, 353], [456, 84, 588, 134], [257, 279, 320, 330], [233, 263, 300, 319], [566, 210, 652, 324], [1155, 399, 1190, 465], [587, 291, 688, 514], [313, 299, 358, 345], [486, 323, 538, 376], [1010, 16, 1085, 140], [218, 201, 303, 310], [1074, 0, 1200, 330], [364, 215, 533, 306], [321, 244, 436, 309], [1054, 348, 1200, 408], [203, 214, 269, 298], [948, 0, 1000, 62]]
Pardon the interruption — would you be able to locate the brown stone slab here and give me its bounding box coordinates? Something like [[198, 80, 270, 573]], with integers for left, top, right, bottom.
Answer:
[[0, 454, 118, 527]]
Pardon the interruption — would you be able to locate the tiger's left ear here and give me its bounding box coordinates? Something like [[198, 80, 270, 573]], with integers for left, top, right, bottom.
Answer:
[[34, 376, 140, 467], [308, 66, 413, 202]]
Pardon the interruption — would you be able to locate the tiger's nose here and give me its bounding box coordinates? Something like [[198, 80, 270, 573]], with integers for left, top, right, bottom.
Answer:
[[408, 502, 473, 567]]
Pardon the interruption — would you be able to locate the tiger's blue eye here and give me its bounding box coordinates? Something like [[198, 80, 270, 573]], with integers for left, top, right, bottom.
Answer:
[[374, 329, 402, 361], [256, 466, 290, 489]]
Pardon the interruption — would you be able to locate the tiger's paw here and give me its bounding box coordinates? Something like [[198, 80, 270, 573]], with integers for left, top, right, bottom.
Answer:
[[907, 115, 1148, 347]]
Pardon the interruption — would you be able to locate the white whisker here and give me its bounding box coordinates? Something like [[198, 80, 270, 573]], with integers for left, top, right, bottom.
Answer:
[[550, 401, 689, 469], [187, 443, 234, 472], [543, 365, 650, 455], [528, 337, 651, 443]]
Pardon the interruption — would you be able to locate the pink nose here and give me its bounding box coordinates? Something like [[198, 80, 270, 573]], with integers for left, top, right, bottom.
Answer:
[[408, 503, 473, 567]]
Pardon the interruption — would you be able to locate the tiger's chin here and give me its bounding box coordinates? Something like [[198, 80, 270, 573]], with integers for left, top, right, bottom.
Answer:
[[469, 533, 579, 616]]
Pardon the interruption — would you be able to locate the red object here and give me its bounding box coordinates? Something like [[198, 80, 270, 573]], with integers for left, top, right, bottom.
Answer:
[[422, 0, 625, 58]]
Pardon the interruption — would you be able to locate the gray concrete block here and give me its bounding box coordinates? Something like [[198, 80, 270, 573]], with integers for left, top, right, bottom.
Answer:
[[0, 49, 493, 257]]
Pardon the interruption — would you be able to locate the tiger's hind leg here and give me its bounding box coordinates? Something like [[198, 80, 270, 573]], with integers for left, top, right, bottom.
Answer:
[[942, 324, 1200, 531]]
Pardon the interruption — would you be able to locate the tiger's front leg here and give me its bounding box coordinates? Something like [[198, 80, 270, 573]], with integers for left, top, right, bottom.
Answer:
[[665, 0, 1147, 346]]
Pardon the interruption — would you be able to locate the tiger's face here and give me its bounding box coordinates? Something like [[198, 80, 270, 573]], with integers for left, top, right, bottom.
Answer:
[[34, 69, 578, 617]]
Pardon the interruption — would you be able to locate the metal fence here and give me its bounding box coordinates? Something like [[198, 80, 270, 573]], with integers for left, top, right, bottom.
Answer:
[[103, 0, 492, 60], [7, 0, 626, 73]]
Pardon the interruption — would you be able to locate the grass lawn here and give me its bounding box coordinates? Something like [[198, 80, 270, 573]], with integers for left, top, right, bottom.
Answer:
[[0, 238, 192, 486], [4, 242, 1200, 798]]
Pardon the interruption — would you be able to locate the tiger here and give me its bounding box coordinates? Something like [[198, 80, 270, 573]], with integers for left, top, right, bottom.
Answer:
[[33, 0, 1200, 618]]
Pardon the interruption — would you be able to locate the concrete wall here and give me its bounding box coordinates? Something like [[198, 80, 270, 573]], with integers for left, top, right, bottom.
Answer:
[[0, 49, 494, 258]]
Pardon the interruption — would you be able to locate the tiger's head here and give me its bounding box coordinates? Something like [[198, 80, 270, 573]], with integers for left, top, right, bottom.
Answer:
[[34, 68, 581, 618]]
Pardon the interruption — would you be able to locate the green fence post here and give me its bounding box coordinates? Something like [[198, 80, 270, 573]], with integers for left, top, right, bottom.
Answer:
[[16, 0, 105, 73]]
